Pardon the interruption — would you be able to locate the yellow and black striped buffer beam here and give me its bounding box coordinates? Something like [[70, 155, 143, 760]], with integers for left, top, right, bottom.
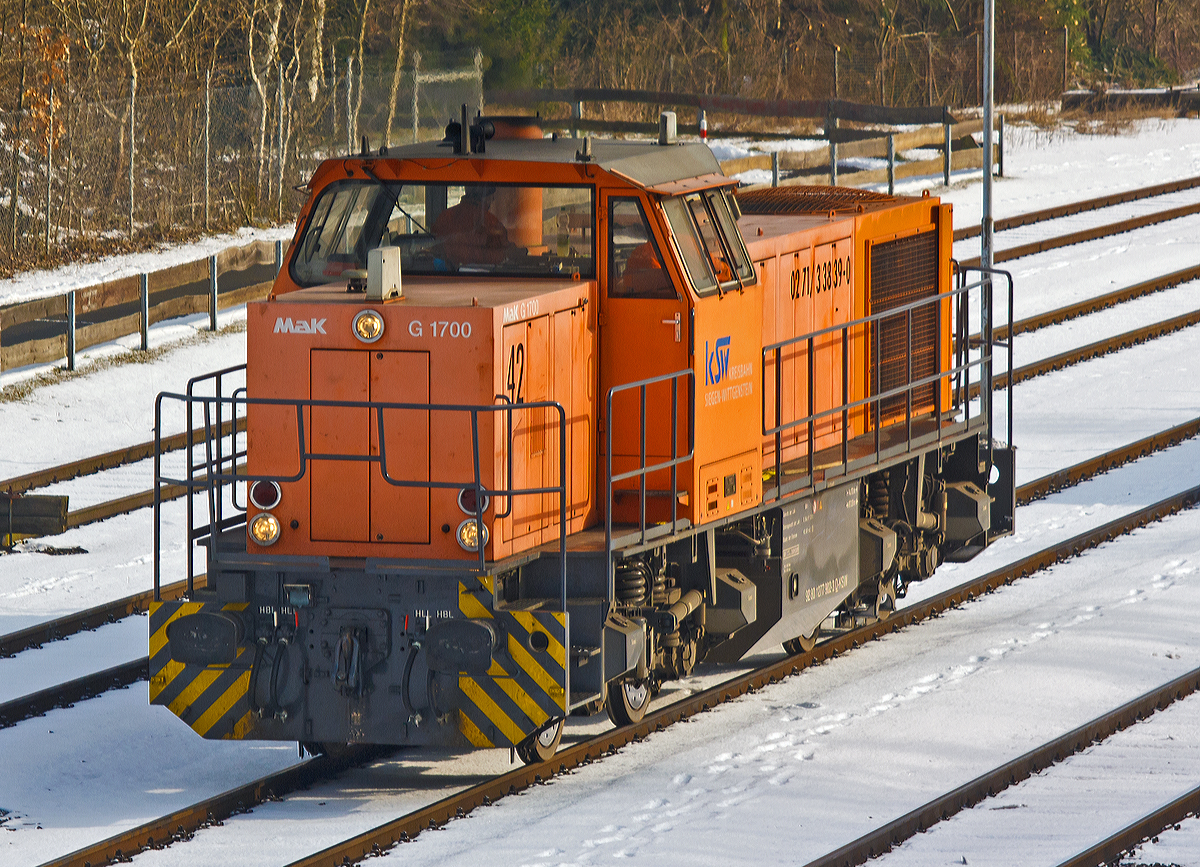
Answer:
[[148, 600, 257, 740], [457, 582, 568, 748]]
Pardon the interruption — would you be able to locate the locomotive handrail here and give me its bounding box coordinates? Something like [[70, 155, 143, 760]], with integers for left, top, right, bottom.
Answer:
[[759, 275, 1010, 500], [604, 368, 695, 598], [153, 389, 568, 617], [956, 265, 1015, 450], [185, 364, 247, 592]]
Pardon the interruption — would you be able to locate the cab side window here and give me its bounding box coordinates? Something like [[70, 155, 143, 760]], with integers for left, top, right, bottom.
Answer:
[[608, 197, 676, 299]]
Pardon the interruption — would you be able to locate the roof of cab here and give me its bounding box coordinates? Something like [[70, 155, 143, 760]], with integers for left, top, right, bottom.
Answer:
[[373, 136, 724, 189]]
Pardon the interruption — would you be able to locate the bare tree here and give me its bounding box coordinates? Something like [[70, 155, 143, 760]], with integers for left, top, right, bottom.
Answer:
[[384, 0, 411, 146]]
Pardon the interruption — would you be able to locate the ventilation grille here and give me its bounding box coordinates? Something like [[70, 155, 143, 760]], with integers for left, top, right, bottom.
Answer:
[[869, 231, 939, 424], [735, 186, 897, 215]]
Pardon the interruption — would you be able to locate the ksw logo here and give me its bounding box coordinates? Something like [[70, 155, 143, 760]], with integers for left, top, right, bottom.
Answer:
[[706, 336, 731, 386], [274, 317, 327, 334]]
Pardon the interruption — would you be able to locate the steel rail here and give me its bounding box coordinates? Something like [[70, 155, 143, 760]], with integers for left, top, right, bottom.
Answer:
[[37, 746, 392, 867], [959, 198, 1200, 269], [0, 659, 146, 729], [970, 304, 1200, 398], [1017, 414, 1200, 505], [0, 578, 191, 658], [0, 417, 245, 497], [979, 262, 1200, 344], [281, 481, 1200, 867], [953, 174, 1200, 241], [1055, 785, 1200, 867], [802, 666, 1200, 867]]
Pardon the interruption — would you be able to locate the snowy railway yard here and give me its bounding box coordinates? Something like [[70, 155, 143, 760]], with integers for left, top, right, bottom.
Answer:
[[2, 117, 1200, 866]]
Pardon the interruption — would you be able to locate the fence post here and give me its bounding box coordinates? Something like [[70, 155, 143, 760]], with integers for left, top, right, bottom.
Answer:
[[827, 112, 838, 185], [209, 254, 218, 331], [204, 69, 211, 232], [998, 114, 1005, 178], [140, 274, 149, 350], [943, 121, 951, 185], [699, 108, 707, 141], [128, 77, 136, 240], [45, 80, 53, 256], [571, 101, 582, 138], [887, 133, 895, 195], [833, 46, 839, 98], [66, 290, 75, 371], [772, 151, 779, 187], [412, 50, 421, 144]]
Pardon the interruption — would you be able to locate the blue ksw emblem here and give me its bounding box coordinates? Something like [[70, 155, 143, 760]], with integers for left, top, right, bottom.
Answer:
[[706, 336, 731, 386]]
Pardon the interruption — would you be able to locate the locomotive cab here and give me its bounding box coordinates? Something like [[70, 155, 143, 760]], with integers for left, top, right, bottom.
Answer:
[[149, 117, 1015, 759]]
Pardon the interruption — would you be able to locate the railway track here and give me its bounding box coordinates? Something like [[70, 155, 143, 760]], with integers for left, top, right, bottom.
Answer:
[[801, 665, 1200, 867], [986, 261, 1200, 343], [0, 418, 243, 497], [1056, 786, 1200, 867], [36, 470, 1200, 867], [971, 301, 1200, 398], [36, 746, 392, 867], [953, 173, 1200, 241], [958, 194, 1200, 269]]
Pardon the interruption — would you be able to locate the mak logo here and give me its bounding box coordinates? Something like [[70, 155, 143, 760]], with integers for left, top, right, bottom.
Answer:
[[706, 336, 731, 386], [274, 317, 327, 335]]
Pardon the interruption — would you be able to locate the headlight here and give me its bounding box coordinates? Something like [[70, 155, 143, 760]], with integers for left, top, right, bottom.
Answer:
[[249, 480, 282, 510], [249, 512, 281, 546], [456, 518, 489, 552], [353, 310, 385, 343], [458, 486, 490, 515]]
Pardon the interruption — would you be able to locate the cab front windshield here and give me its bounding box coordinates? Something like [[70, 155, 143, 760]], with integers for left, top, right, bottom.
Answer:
[[291, 180, 595, 285]]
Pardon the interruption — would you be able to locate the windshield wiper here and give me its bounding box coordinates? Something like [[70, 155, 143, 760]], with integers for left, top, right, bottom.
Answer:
[[360, 165, 429, 234]]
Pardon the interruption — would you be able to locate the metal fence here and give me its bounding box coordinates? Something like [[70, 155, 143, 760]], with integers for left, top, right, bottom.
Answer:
[[0, 31, 1074, 268], [0, 53, 483, 264], [578, 29, 1071, 123]]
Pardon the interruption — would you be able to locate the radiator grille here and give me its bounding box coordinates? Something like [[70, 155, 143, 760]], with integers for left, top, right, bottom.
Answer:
[[735, 186, 896, 215], [869, 231, 939, 424]]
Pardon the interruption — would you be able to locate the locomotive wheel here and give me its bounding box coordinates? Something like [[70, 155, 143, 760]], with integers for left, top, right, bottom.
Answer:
[[782, 627, 819, 655], [516, 717, 564, 764], [874, 578, 897, 621], [606, 678, 651, 727]]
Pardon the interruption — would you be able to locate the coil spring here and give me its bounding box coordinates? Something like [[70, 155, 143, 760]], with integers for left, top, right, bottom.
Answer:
[[650, 572, 669, 606], [615, 559, 651, 604], [869, 472, 890, 517]]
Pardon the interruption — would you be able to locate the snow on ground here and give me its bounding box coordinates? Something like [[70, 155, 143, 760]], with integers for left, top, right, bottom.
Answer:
[[1, 115, 1199, 865], [0, 310, 247, 481], [0, 226, 292, 307], [877, 692, 1200, 866]]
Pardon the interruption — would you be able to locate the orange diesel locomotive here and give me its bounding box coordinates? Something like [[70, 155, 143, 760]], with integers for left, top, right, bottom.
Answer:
[[150, 114, 1014, 762]]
